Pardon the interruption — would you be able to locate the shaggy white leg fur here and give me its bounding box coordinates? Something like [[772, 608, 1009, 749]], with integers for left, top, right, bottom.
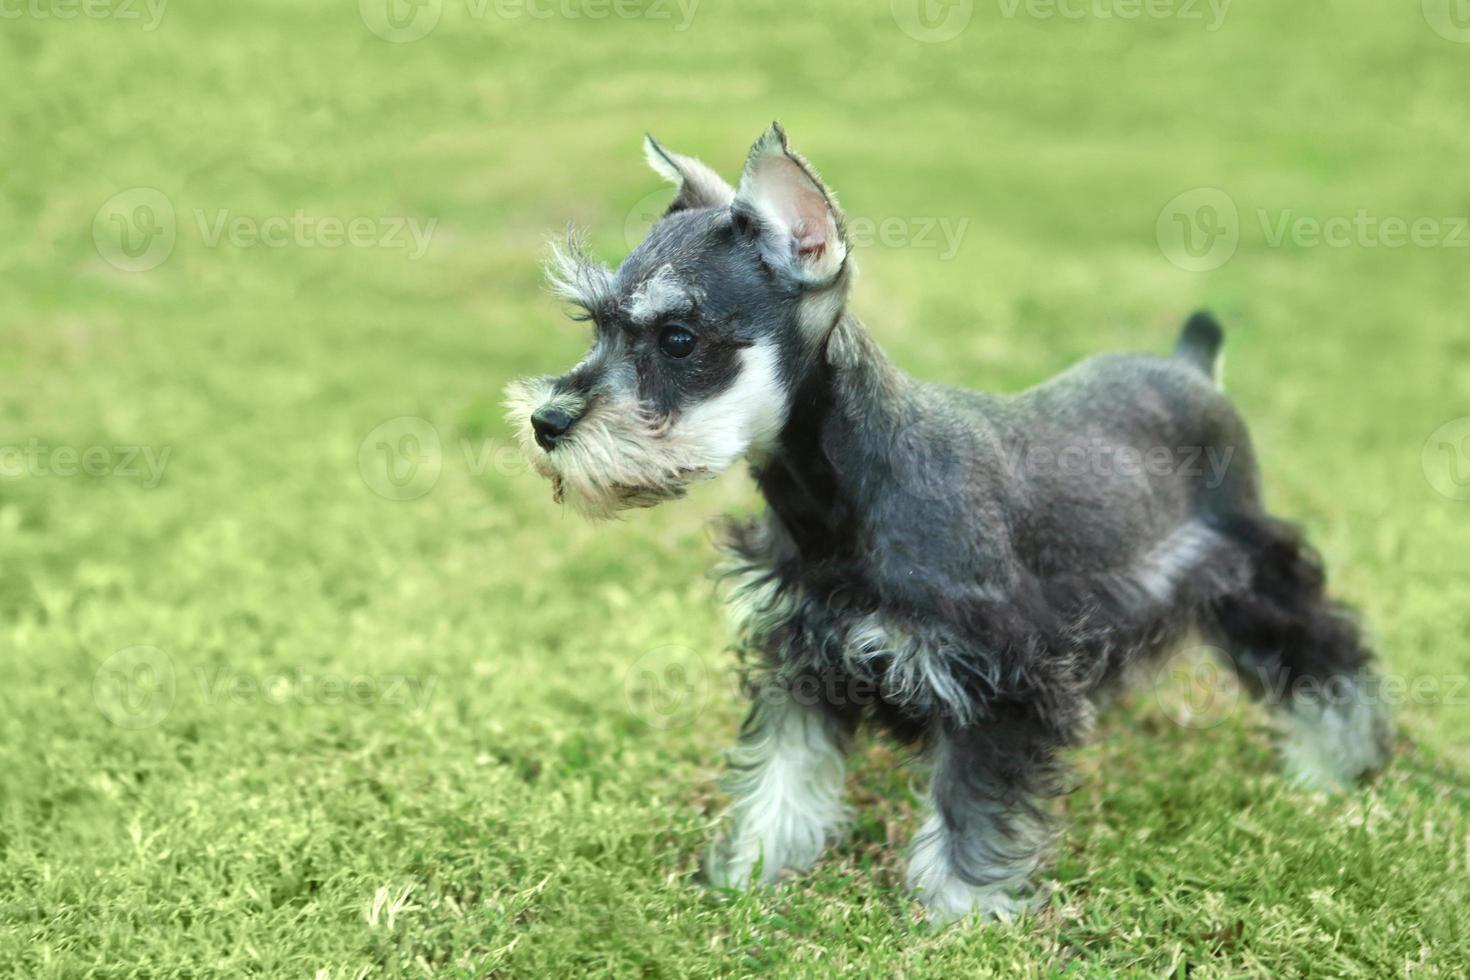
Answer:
[[1279, 672, 1393, 792], [706, 690, 848, 887], [906, 736, 1049, 926], [906, 809, 1042, 925]]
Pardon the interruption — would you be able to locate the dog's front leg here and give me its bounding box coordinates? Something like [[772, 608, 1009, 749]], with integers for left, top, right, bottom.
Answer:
[[706, 680, 855, 887], [907, 713, 1060, 924]]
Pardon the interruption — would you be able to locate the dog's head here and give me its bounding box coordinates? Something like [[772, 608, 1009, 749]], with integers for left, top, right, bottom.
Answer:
[[506, 123, 851, 518]]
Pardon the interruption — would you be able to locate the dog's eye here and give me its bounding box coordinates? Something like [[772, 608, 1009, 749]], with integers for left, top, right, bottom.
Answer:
[[658, 323, 696, 359]]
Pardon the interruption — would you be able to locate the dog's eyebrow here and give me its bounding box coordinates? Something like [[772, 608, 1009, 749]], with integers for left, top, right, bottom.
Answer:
[[624, 264, 699, 326], [545, 236, 617, 317]]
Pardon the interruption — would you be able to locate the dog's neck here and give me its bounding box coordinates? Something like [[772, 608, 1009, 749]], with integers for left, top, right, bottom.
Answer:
[[752, 314, 908, 562]]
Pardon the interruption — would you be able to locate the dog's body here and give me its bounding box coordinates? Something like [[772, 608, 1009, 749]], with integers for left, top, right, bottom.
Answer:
[[508, 125, 1392, 922]]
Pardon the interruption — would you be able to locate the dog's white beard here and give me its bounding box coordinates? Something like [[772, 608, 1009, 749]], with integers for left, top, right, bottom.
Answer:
[[505, 377, 705, 519], [505, 344, 788, 520]]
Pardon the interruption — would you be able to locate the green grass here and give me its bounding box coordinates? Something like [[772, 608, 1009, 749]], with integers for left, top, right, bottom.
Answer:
[[3, 0, 1469, 975]]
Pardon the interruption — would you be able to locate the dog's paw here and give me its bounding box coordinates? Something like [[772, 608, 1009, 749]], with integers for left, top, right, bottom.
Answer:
[[1279, 677, 1394, 792], [704, 812, 839, 890], [703, 838, 783, 890], [914, 876, 1041, 926], [703, 853, 757, 890]]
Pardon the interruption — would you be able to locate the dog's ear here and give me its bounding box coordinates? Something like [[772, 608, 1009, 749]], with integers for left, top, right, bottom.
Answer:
[[732, 122, 847, 287], [643, 134, 736, 213]]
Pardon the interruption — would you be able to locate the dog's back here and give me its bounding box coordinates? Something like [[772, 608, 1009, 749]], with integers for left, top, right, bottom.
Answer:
[[1018, 322, 1254, 569], [909, 313, 1256, 585]]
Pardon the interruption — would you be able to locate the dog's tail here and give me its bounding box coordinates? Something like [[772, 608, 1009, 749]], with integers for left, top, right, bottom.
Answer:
[[1173, 310, 1225, 384]]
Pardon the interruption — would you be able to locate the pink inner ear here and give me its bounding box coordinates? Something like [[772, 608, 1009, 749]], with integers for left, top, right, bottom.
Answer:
[[753, 155, 834, 260]]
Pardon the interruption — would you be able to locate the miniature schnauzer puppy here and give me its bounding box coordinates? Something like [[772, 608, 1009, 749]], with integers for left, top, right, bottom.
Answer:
[[506, 124, 1393, 923]]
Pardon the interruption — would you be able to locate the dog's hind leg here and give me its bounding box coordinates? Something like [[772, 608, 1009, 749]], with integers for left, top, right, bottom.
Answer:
[[705, 681, 858, 887], [1203, 511, 1394, 790], [907, 708, 1064, 924]]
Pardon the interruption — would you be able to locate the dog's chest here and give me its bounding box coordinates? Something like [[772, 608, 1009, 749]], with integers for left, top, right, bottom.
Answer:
[[719, 554, 1010, 727]]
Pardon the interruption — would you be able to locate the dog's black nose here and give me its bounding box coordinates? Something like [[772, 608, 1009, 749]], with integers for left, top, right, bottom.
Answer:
[[531, 406, 575, 450]]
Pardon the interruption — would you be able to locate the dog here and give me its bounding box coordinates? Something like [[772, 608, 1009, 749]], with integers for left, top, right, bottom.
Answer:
[[505, 124, 1393, 923]]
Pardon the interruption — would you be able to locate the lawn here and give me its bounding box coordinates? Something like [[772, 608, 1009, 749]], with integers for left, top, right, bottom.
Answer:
[[3, 0, 1469, 975]]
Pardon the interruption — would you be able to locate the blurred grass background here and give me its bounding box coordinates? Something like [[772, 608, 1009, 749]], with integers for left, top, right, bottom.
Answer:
[[2, 0, 1469, 975]]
